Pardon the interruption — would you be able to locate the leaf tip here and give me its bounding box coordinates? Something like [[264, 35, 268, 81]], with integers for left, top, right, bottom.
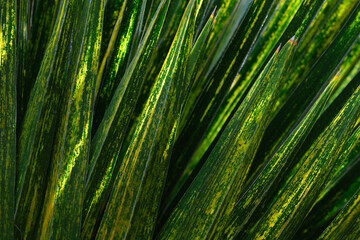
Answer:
[[211, 10, 215, 18], [289, 35, 296, 44], [335, 69, 342, 77], [212, 7, 219, 23], [275, 44, 282, 53]]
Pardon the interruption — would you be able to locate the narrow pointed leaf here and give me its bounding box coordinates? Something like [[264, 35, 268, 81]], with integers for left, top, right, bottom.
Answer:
[[16, 0, 70, 205], [219, 71, 338, 239], [247, 82, 360, 240], [277, 0, 360, 107], [94, 0, 146, 132], [0, 0, 16, 238], [95, 1, 196, 239], [318, 187, 360, 240], [34, 0, 104, 239], [81, 1, 170, 238], [164, 0, 276, 203], [327, 123, 360, 183], [295, 154, 360, 239], [17, 0, 60, 131], [15, 1, 76, 238], [180, 0, 302, 185], [330, 38, 360, 105], [253, 6, 360, 176], [158, 10, 216, 219], [158, 40, 294, 240]]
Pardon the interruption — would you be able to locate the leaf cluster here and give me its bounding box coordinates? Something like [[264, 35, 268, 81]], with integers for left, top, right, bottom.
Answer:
[[1, 0, 360, 239]]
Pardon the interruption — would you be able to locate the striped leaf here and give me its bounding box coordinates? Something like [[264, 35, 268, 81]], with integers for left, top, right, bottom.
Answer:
[[327, 122, 360, 183], [253, 5, 360, 177], [247, 80, 360, 240], [281, 71, 360, 240], [155, 8, 216, 230], [158, 39, 295, 240], [220, 69, 339, 240], [318, 187, 360, 239], [165, 0, 303, 203], [0, 0, 16, 239], [15, 1, 75, 238], [34, 0, 104, 239], [17, 0, 60, 131], [330, 38, 360, 105], [295, 153, 360, 239], [95, 1, 196, 238], [2, 0, 360, 239], [81, 1, 170, 238], [164, 0, 275, 204], [277, 0, 360, 107], [94, 0, 147, 133], [180, 0, 303, 184]]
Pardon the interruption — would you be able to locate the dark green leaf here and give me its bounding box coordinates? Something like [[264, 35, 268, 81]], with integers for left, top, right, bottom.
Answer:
[[0, 0, 16, 238]]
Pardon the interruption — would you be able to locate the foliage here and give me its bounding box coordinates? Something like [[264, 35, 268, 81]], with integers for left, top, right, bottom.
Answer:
[[1, 0, 360, 239]]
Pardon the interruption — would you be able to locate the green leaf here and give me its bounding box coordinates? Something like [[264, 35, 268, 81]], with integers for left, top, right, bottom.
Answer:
[[158, 39, 295, 240], [277, 0, 325, 44], [156, 7, 216, 229], [100, 0, 124, 60], [247, 80, 360, 240], [295, 154, 360, 239], [204, 0, 250, 70], [164, 0, 275, 205], [277, 0, 360, 107], [184, 10, 215, 87], [4, 0, 360, 239], [158, 8, 214, 216], [329, 38, 360, 105], [181, 0, 303, 185], [177, 0, 253, 134], [16, 0, 69, 203], [0, 0, 16, 239], [143, 0, 162, 31], [15, 1, 76, 238], [283, 72, 360, 240], [128, 0, 189, 135], [94, 0, 146, 132], [327, 122, 360, 183], [17, 0, 60, 131], [318, 187, 360, 240], [81, 1, 170, 238], [165, 0, 303, 203], [219, 69, 338, 240], [253, 4, 360, 178], [95, 1, 196, 238], [33, 0, 104, 239], [293, 70, 360, 183]]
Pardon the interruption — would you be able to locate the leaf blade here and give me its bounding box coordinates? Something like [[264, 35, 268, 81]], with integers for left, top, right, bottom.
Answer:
[[0, 0, 17, 238], [95, 1, 196, 238], [81, 1, 170, 238], [158, 40, 295, 240]]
